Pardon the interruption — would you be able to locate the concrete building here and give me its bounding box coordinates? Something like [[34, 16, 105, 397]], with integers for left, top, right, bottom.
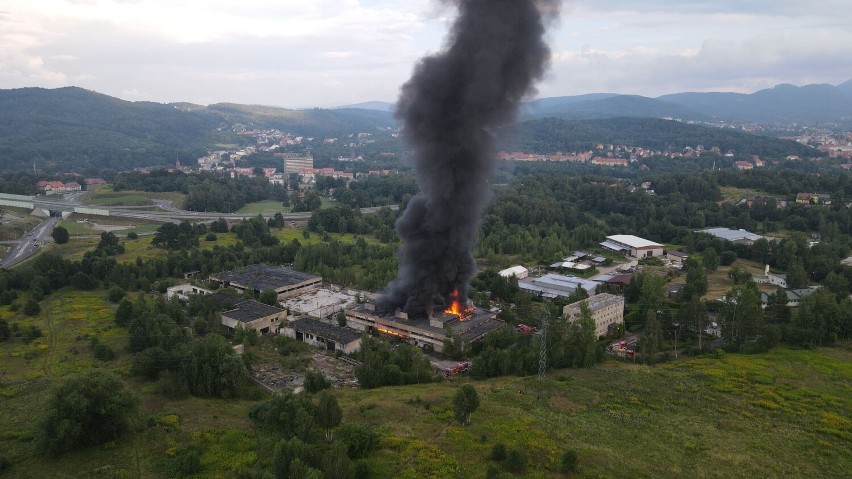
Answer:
[[698, 228, 762, 245], [518, 274, 598, 299], [600, 235, 664, 258], [759, 287, 820, 308], [220, 300, 286, 335], [284, 156, 314, 174], [754, 265, 787, 288], [210, 264, 322, 300], [563, 293, 625, 338], [498, 265, 529, 279], [344, 304, 504, 353], [166, 283, 212, 302], [666, 250, 689, 265], [282, 318, 362, 354]]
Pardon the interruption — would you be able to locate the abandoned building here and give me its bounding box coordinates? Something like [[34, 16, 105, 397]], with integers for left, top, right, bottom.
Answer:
[[220, 300, 286, 335], [210, 264, 322, 300], [282, 318, 362, 354], [344, 303, 504, 352]]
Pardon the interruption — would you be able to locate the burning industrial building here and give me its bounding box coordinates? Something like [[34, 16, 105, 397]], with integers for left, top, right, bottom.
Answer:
[[377, 0, 560, 318], [344, 301, 504, 353]]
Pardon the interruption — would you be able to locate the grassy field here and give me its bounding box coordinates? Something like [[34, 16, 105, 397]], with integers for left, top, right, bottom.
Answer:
[[235, 200, 291, 215], [40, 226, 385, 264], [0, 285, 850, 478], [0, 284, 852, 479], [82, 189, 187, 209], [59, 214, 165, 237], [703, 258, 778, 300], [334, 346, 851, 479], [719, 186, 781, 203], [235, 198, 336, 216]]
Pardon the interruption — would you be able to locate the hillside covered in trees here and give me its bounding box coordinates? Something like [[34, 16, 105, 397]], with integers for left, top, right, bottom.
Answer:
[[509, 117, 820, 159]]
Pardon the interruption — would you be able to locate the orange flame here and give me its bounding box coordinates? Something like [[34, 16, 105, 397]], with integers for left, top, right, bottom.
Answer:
[[444, 288, 474, 319]]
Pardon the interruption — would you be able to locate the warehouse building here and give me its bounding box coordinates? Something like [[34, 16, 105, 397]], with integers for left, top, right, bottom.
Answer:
[[220, 300, 286, 335], [344, 303, 504, 353], [210, 264, 322, 300], [600, 235, 664, 258], [498, 265, 529, 279], [698, 228, 763, 245], [282, 318, 362, 354], [563, 293, 625, 338], [518, 273, 598, 299]]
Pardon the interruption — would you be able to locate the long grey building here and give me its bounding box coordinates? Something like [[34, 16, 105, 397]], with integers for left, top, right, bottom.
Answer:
[[518, 273, 598, 299], [210, 264, 322, 300]]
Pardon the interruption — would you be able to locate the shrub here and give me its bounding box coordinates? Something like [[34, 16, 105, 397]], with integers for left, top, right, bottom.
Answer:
[[337, 423, 377, 459], [51, 226, 69, 244], [90, 337, 116, 361], [0, 319, 10, 342], [36, 371, 137, 456], [560, 449, 578, 474], [304, 370, 331, 394], [126, 231, 138, 240], [490, 443, 507, 461], [22, 299, 40, 316], [0, 290, 17, 305], [107, 286, 126, 303], [22, 325, 42, 344], [205, 232, 217, 241], [504, 448, 527, 474]]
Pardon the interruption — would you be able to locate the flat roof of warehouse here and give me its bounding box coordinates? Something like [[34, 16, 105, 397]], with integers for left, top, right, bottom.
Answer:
[[223, 300, 285, 323], [212, 264, 320, 291], [288, 318, 362, 344], [605, 235, 663, 249]]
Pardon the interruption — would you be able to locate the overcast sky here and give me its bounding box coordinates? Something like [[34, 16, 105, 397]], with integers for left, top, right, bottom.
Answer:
[[2, 0, 850, 108]]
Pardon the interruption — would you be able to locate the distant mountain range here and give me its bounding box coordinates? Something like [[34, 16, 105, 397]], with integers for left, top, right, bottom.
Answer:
[[345, 81, 852, 125], [521, 81, 852, 125], [0, 82, 845, 174]]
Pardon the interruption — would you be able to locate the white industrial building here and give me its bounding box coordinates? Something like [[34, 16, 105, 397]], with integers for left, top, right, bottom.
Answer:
[[498, 265, 529, 279], [600, 235, 664, 258]]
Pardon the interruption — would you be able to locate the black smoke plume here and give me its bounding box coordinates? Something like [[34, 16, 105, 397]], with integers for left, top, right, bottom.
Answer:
[[378, 0, 560, 316]]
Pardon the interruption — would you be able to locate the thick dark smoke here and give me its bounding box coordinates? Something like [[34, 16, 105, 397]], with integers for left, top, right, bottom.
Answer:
[[378, 0, 560, 316]]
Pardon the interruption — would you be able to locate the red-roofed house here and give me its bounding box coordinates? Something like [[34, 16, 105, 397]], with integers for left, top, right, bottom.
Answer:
[[734, 161, 753, 170], [64, 181, 82, 191], [85, 178, 106, 187]]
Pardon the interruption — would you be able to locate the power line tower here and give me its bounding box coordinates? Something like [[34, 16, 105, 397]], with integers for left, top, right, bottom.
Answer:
[[538, 303, 551, 379]]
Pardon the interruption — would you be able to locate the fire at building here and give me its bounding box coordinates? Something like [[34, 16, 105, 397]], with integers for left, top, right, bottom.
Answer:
[[345, 298, 503, 353]]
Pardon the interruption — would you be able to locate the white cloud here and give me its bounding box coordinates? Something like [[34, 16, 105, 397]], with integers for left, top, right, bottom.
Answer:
[[0, 0, 849, 105]]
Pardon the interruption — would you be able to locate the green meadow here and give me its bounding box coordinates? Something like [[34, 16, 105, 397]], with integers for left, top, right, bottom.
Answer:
[[1, 286, 848, 479]]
